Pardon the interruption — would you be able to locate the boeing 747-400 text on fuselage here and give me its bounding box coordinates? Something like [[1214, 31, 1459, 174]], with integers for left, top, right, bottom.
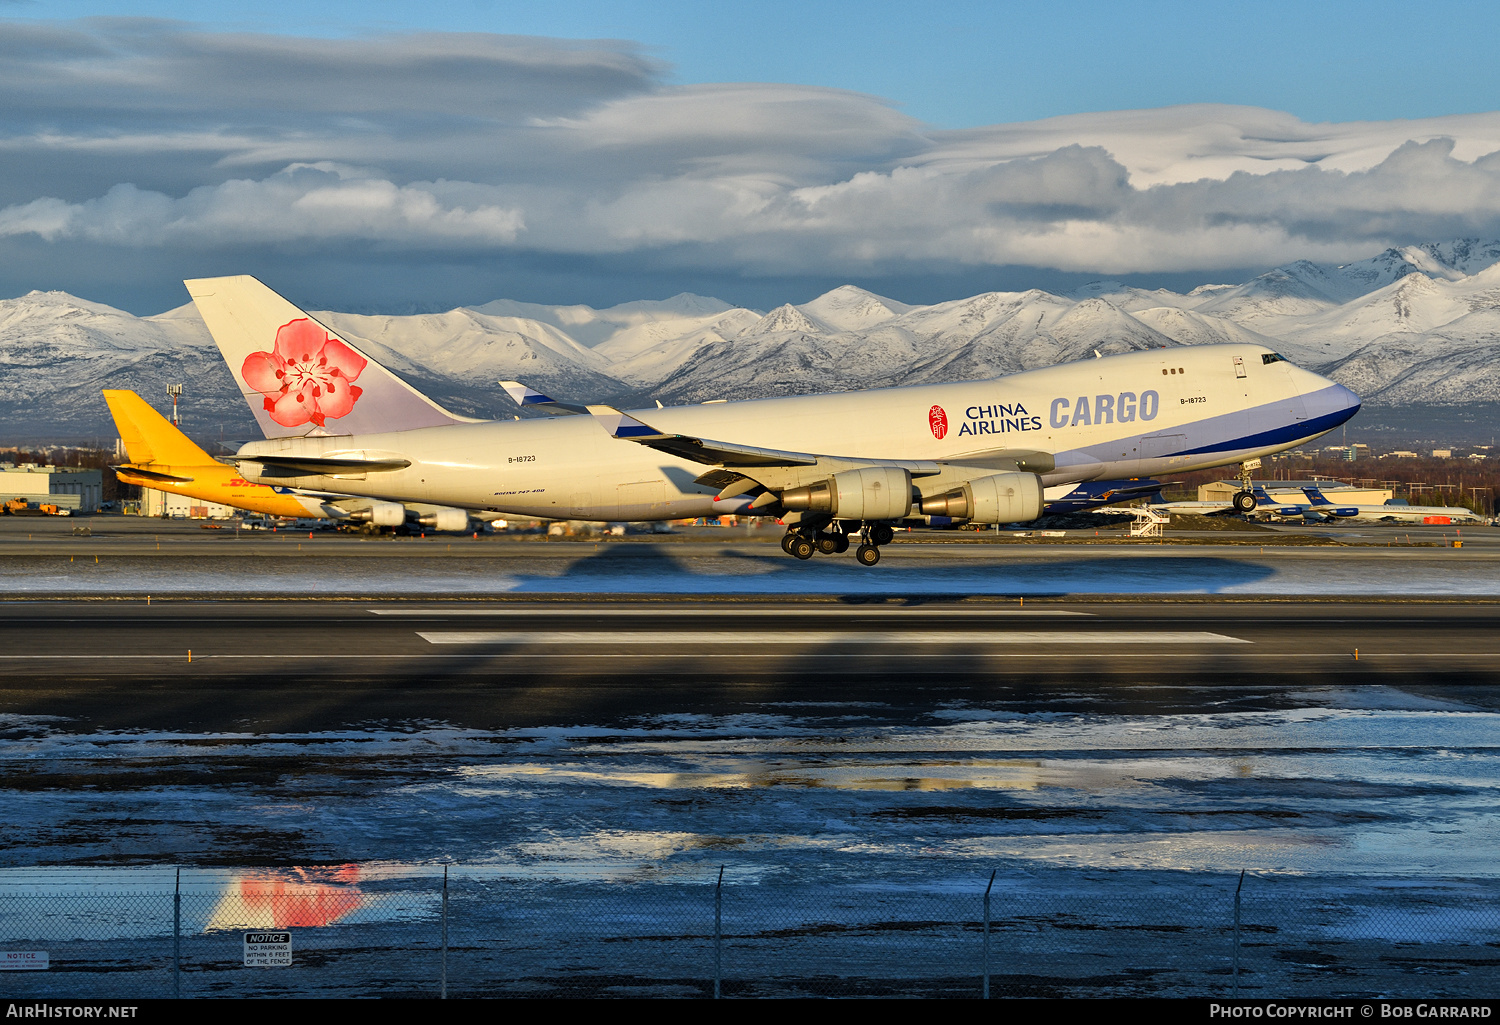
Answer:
[[187, 275, 1361, 565]]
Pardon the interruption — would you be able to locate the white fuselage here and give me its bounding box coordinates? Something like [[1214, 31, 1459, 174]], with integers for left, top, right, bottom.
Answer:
[[234, 344, 1360, 522]]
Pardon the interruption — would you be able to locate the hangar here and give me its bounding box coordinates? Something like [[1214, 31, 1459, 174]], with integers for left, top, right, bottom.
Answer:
[[0, 463, 103, 512]]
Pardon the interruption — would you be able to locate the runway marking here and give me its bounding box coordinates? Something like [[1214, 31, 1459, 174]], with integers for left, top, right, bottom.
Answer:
[[369, 608, 1090, 617], [9, 652, 1500, 661], [416, 630, 1248, 645]]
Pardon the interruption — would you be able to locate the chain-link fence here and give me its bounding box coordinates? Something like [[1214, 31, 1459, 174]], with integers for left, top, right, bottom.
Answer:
[[2, 870, 1496, 998]]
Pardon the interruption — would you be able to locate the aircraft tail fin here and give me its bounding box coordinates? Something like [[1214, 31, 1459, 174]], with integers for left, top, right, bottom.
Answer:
[[103, 389, 214, 467], [1300, 486, 1330, 505], [184, 275, 473, 439]]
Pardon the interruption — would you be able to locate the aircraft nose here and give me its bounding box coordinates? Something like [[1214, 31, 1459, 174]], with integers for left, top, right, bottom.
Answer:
[[1299, 368, 1361, 427], [1326, 381, 1362, 424]]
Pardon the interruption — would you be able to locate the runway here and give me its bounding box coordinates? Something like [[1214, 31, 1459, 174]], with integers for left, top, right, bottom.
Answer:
[[2, 515, 1497, 597], [3, 599, 1499, 735]]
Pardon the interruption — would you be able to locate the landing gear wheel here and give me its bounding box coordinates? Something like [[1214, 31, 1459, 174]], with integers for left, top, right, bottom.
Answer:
[[781, 533, 796, 553], [791, 536, 815, 560], [1232, 490, 1256, 514], [855, 543, 881, 566], [815, 533, 840, 555], [870, 523, 895, 547], [832, 533, 850, 554]]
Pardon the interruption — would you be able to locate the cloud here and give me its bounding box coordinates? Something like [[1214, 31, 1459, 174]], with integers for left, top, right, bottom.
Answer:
[[0, 164, 524, 246], [7, 19, 1500, 294]]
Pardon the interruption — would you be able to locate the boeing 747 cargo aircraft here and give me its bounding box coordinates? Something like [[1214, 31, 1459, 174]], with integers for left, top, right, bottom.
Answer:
[[187, 276, 1361, 565]]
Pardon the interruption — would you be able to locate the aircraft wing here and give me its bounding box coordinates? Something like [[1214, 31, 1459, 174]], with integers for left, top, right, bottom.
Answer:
[[585, 405, 821, 468], [1150, 500, 1234, 514], [500, 381, 589, 417]]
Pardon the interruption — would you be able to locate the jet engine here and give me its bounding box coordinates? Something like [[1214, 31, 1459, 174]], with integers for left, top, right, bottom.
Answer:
[[349, 501, 406, 527], [920, 472, 1043, 524], [417, 506, 470, 532], [780, 467, 913, 521]]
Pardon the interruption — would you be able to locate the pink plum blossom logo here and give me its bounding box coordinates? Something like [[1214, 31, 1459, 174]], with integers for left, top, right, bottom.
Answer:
[[242, 319, 368, 428]]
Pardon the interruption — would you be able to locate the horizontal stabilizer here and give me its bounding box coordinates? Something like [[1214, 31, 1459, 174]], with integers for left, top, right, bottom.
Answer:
[[229, 454, 411, 477], [585, 405, 820, 468], [112, 465, 196, 484], [499, 381, 588, 416]]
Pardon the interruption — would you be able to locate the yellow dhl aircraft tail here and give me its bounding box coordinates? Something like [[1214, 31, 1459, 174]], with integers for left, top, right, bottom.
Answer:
[[102, 389, 318, 518], [104, 390, 214, 468]]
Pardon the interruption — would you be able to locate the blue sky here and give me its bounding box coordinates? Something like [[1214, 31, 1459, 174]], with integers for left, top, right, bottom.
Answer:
[[18, 0, 1500, 127], [4, 1, 1500, 313]]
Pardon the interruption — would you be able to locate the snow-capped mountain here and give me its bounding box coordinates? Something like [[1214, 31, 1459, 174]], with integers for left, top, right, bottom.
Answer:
[[8, 238, 1500, 442], [0, 291, 251, 440]]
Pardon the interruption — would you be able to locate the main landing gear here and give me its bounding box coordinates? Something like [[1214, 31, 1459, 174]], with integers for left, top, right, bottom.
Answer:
[[782, 522, 890, 566]]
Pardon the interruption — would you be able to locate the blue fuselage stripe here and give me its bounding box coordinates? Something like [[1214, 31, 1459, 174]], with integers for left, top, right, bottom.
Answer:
[[1179, 403, 1361, 457]]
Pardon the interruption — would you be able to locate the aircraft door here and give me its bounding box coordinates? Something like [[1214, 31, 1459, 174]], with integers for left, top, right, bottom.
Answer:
[[1139, 433, 1186, 472], [617, 480, 666, 519]]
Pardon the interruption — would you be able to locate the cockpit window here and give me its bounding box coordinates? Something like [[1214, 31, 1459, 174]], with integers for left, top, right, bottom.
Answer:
[[1261, 352, 1287, 365]]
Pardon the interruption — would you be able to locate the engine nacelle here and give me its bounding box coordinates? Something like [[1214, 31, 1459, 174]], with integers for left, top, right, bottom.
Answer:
[[418, 506, 470, 532], [350, 501, 406, 527], [780, 467, 913, 521], [919, 472, 1043, 525]]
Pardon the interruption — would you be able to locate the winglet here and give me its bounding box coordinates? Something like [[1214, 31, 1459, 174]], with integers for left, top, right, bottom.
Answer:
[[585, 404, 666, 439], [500, 381, 553, 407], [501, 380, 589, 416]]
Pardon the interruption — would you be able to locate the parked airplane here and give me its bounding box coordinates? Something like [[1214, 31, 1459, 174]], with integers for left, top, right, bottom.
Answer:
[[1157, 483, 1481, 525], [104, 389, 474, 530], [186, 275, 1361, 566], [1043, 479, 1170, 515], [1169, 485, 1312, 521], [1351, 502, 1482, 524], [1299, 487, 1360, 519], [1291, 484, 1480, 523]]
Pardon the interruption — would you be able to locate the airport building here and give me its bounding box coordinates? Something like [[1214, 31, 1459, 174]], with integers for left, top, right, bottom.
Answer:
[[137, 488, 237, 519], [1198, 479, 1394, 505], [0, 463, 103, 512]]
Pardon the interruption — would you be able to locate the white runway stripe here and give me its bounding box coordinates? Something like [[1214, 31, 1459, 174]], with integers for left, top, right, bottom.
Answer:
[[372, 607, 1088, 617], [416, 630, 1248, 645]]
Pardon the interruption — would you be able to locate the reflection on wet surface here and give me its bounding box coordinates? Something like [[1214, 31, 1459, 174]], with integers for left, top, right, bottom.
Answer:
[[3, 697, 1498, 881]]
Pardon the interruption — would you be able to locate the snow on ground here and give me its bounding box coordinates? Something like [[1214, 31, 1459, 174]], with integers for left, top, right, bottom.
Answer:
[[6, 693, 1499, 995], [3, 706, 1497, 878]]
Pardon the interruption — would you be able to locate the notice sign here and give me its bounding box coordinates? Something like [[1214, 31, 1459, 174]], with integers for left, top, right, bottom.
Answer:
[[1, 951, 48, 970], [243, 932, 292, 967]]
